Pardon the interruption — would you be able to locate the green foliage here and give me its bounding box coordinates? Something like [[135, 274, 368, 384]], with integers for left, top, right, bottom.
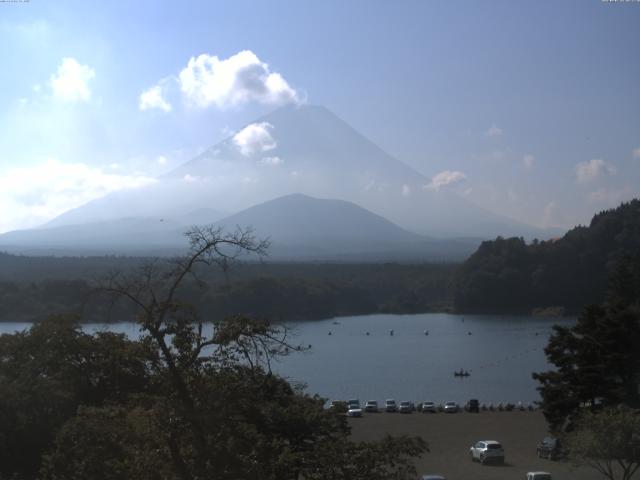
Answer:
[[0, 316, 155, 479], [0, 227, 427, 480], [453, 199, 640, 313], [565, 406, 640, 480], [533, 255, 640, 431], [0, 260, 455, 322]]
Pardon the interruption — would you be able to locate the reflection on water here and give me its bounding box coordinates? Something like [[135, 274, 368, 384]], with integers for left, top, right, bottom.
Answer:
[[0, 313, 573, 405]]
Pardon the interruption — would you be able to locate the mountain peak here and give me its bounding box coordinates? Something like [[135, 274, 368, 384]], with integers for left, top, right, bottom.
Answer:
[[37, 103, 547, 240]]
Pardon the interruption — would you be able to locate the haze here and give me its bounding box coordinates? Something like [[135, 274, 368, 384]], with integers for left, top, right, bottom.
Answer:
[[1, 0, 639, 252]]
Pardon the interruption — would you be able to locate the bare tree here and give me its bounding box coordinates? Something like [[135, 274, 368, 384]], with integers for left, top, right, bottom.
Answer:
[[98, 226, 302, 479]]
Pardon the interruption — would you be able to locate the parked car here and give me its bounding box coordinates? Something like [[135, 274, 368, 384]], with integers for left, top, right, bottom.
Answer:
[[526, 472, 552, 480], [364, 400, 379, 412], [347, 402, 363, 417], [444, 401, 459, 413], [385, 399, 397, 412], [399, 401, 415, 413], [348, 399, 360, 408], [469, 440, 505, 465], [536, 437, 561, 460], [347, 405, 363, 417], [421, 475, 446, 480], [421, 401, 437, 413], [466, 398, 480, 413]]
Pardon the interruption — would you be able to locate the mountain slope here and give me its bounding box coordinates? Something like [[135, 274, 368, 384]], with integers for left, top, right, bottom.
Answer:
[[214, 193, 420, 244], [0, 194, 480, 260], [0, 209, 223, 255], [211, 193, 480, 260], [38, 104, 549, 240]]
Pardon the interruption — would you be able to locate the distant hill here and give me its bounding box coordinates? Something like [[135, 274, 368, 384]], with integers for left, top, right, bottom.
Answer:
[[0, 208, 222, 256], [452, 199, 640, 314], [212, 193, 481, 260]]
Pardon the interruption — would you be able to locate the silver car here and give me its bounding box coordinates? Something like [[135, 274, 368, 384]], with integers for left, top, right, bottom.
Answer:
[[470, 440, 505, 465], [421, 401, 437, 413], [443, 401, 459, 413]]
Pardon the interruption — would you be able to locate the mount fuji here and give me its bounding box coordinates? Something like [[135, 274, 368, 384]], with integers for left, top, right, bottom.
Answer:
[[0, 104, 553, 257]]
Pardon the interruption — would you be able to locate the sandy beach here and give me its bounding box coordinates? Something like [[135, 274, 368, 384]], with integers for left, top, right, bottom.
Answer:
[[349, 410, 602, 480]]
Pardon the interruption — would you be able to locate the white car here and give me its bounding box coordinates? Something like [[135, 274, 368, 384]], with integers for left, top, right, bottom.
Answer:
[[421, 401, 437, 413], [443, 401, 459, 413], [385, 399, 397, 412], [347, 399, 362, 417], [364, 400, 379, 412], [470, 440, 505, 465], [347, 405, 363, 417]]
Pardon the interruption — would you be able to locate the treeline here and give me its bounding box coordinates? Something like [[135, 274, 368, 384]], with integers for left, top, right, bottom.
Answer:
[[453, 199, 640, 314], [0, 261, 455, 322]]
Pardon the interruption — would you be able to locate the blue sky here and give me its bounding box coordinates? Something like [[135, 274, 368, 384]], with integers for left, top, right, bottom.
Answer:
[[1, 0, 639, 233]]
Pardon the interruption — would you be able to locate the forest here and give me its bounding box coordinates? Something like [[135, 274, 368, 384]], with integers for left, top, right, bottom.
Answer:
[[452, 200, 640, 314], [3, 200, 640, 322], [0, 256, 454, 322]]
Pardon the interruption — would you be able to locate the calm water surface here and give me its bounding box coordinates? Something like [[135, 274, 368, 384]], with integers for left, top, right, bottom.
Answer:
[[0, 313, 572, 405]]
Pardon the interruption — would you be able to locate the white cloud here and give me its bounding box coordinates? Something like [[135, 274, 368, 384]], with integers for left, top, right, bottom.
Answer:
[[426, 170, 467, 190], [632, 147, 640, 159], [183, 174, 200, 183], [139, 85, 172, 112], [178, 50, 298, 108], [258, 156, 284, 167], [0, 159, 155, 233], [233, 122, 276, 156], [523, 154, 535, 169], [401, 184, 411, 197], [50, 57, 95, 102], [156, 155, 167, 165], [575, 159, 616, 184], [486, 124, 503, 137]]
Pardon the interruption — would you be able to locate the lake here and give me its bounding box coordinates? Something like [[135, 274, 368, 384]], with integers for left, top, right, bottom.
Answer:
[[0, 313, 571, 406]]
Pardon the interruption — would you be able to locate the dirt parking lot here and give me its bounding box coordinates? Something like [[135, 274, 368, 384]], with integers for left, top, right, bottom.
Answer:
[[349, 411, 602, 480]]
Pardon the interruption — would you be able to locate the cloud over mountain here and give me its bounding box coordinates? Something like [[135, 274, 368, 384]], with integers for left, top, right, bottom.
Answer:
[[426, 170, 467, 190], [178, 50, 299, 108], [233, 122, 277, 156]]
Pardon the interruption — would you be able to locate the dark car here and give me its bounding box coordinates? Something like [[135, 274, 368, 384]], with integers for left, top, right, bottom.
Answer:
[[536, 436, 561, 460], [466, 398, 480, 413]]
